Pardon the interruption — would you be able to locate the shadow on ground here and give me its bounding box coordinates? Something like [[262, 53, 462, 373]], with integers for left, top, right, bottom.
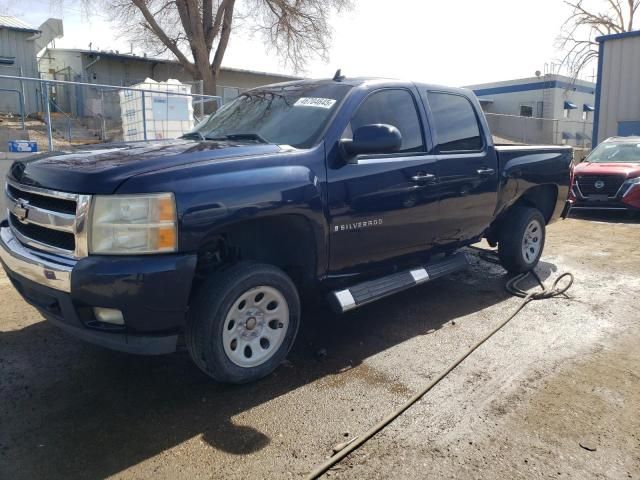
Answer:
[[0, 255, 557, 479]]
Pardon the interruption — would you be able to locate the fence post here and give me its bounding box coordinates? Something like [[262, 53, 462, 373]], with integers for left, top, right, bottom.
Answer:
[[18, 66, 26, 115], [198, 80, 204, 117], [141, 91, 148, 141], [100, 90, 106, 141], [42, 82, 54, 151], [16, 90, 25, 130]]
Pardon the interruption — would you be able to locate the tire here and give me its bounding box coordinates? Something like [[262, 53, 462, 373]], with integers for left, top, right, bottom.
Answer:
[[498, 206, 546, 273], [186, 262, 300, 384]]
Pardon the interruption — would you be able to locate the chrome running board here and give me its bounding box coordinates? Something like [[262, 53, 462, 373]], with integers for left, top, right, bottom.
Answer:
[[329, 252, 469, 313]]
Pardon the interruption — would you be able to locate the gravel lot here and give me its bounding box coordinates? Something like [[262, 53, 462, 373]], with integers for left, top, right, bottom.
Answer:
[[1, 213, 639, 479]]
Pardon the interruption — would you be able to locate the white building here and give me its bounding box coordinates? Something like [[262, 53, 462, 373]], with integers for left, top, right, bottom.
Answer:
[[592, 30, 640, 145], [38, 47, 299, 116], [465, 74, 596, 147]]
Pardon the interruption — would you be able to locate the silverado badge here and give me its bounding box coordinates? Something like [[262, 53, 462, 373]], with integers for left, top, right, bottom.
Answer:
[[334, 218, 383, 232]]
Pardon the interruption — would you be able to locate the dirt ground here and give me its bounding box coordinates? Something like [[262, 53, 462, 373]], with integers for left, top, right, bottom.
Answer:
[[0, 115, 73, 151], [0, 212, 639, 480]]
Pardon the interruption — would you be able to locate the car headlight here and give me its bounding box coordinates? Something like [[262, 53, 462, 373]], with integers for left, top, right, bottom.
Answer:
[[89, 193, 177, 254], [622, 177, 640, 197]]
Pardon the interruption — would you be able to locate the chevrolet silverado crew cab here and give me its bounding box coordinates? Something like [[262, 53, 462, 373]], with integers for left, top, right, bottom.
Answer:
[[0, 77, 572, 383]]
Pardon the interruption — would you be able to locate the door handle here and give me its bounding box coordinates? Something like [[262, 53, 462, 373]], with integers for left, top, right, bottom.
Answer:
[[411, 172, 436, 183], [476, 168, 495, 176]]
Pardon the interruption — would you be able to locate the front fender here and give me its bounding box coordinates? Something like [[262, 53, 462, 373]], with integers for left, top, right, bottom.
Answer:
[[179, 164, 327, 252], [116, 148, 329, 276]]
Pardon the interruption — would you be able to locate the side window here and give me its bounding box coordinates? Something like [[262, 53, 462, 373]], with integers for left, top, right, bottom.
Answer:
[[519, 104, 534, 117], [343, 89, 425, 154], [427, 92, 483, 153]]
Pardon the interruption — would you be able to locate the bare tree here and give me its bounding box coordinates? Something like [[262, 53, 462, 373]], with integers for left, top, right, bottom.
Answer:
[[558, 0, 640, 79], [105, 0, 351, 104]]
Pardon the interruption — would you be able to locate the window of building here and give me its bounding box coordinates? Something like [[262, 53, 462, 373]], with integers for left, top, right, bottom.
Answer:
[[343, 89, 425, 153], [563, 101, 578, 119], [519, 104, 534, 117], [427, 92, 483, 152]]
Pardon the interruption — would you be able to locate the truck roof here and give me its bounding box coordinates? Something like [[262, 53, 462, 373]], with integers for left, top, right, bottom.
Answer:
[[251, 77, 475, 98]]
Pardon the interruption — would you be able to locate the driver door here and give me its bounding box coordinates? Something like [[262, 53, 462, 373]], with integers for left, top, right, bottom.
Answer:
[[327, 88, 441, 273]]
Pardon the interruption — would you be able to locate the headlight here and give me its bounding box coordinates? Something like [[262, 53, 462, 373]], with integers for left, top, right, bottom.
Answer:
[[89, 193, 177, 254], [622, 177, 640, 197]]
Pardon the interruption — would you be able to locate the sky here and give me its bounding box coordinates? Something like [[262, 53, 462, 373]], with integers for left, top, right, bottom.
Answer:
[[7, 0, 595, 87]]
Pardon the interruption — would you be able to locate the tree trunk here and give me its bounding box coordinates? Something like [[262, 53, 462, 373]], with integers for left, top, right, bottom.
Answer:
[[200, 68, 218, 114]]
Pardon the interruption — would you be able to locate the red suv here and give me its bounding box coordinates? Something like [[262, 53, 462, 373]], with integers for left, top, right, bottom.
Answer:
[[570, 136, 640, 212]]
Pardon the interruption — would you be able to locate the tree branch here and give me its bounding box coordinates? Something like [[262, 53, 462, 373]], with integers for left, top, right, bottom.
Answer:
[[211, 0, 235, 72], [130, 0, 195, 73]]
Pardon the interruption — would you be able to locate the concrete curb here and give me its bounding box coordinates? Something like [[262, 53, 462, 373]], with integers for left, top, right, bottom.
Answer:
[[0, 152, 37, 161]]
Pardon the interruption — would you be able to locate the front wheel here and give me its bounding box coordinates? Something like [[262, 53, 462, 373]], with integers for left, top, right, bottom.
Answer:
[[186, 263, 300, 383], [498, 206, 546, 273]]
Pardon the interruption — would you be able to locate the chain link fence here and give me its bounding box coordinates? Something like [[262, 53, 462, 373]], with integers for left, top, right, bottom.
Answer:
[[0, 74, 220, 152]]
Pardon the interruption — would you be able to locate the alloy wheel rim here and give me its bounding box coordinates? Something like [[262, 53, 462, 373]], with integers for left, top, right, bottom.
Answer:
[[522, 219, 543, 264], [222, 286, 289, 368]]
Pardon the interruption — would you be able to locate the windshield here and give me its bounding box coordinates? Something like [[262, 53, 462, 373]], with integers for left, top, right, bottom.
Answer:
[[587, 141, 640, 163], [195, 83, 352, 148]]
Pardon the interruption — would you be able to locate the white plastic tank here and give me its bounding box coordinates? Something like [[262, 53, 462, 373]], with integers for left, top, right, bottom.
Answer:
[[119, 78, 194, 141]]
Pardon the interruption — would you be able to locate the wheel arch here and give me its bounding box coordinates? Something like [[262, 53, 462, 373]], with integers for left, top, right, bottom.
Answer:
[[193, 214, 324, 289], [487, 184, 558, 246], [516, 184, 558, 223]]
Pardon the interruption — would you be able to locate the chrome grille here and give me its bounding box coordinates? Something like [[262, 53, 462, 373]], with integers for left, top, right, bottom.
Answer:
[[5, 179, 91, 258]]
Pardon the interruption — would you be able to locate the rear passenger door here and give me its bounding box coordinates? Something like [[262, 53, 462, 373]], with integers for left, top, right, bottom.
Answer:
[[423, 91, 499, 246]]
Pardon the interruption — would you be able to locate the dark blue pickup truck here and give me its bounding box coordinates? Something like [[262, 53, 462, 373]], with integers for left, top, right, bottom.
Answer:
[[0, 77, 572, 383]]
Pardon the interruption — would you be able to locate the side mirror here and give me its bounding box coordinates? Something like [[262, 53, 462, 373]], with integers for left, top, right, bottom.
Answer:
[[340, 124, 402, 159]]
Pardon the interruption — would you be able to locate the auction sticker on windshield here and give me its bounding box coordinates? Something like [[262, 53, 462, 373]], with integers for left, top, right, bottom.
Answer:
[[294, 97, 337, 109]]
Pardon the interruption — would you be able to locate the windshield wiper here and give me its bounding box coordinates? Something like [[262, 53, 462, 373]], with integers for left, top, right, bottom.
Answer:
[[206, 133, 270, 144], [181, 131, 205, 140]]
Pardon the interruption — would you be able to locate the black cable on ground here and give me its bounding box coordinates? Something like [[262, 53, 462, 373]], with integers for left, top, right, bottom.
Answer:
[[305, 268, 574, 480]]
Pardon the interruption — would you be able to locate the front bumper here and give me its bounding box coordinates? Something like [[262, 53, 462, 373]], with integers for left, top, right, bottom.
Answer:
[[0, 221, 197, 355], [570, 180, 640, 212], [570, 197, 640, 211]]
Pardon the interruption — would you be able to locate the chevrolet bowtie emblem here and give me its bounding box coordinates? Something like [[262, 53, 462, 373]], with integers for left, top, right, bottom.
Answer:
[[14, 202, 29, 222]]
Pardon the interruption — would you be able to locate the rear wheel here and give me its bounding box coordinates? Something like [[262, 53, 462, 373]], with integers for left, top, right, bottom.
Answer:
[[498, 206, 546, 273], [186, 262, 300, 383]]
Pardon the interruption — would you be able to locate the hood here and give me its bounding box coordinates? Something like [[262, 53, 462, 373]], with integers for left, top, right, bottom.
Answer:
[[9, 139, 283, 194], [574, 161, 640, 179]]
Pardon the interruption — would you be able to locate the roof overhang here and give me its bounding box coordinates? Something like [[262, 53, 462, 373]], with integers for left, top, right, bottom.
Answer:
[[596, 29, 640, 43]]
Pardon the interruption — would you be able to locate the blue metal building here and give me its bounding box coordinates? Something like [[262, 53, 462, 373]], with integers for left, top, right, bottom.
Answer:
[[593, 30, 640, 145]]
